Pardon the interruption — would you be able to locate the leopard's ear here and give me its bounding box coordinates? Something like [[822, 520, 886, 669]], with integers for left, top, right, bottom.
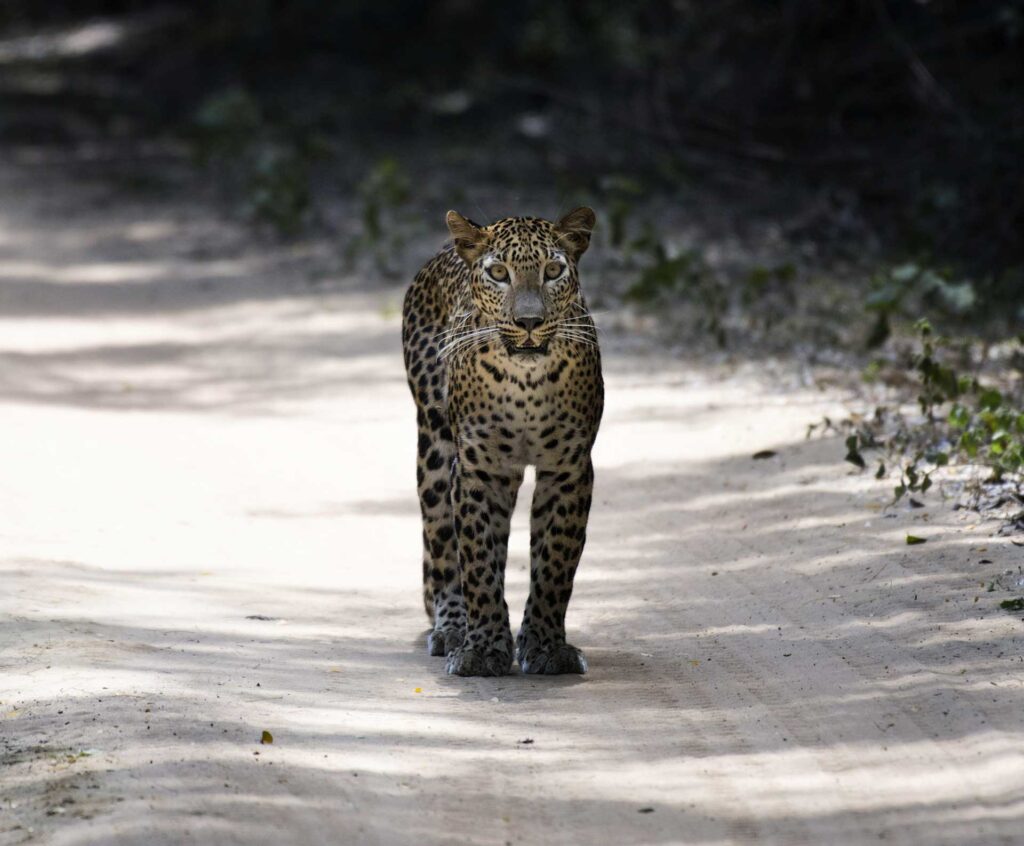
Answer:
[[555, 207, 596, 261], [446, 210, 488, 264]]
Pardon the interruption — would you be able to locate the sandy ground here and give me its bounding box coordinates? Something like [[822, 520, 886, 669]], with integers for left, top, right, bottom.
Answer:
[[1, 153, 1023, 846]]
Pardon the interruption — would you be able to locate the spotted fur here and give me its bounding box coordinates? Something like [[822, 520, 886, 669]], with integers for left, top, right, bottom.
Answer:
[[401, 208, 604, 676]]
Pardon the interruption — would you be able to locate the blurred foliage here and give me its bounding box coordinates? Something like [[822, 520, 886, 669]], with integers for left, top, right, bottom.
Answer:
[[345, 157, 415, 276], [191, 87, 317, 234], [357, 158, 411, 245], [2, 1, 1022, 308], [865, 262, 979, 349], [599, 175, 645, 249], [623, 240, 728, 347]]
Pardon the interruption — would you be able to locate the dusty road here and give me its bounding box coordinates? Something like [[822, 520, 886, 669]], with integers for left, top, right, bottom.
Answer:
[[1, 155, 1022, 845]]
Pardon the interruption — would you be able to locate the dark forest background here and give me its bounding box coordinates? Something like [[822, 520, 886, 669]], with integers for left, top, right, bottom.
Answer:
[[1, 1, 1022, 316], [2, 1, 1022, 503]]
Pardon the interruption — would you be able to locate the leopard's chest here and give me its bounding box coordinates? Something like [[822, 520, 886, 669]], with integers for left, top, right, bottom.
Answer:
[[446, 340, 602, 469]]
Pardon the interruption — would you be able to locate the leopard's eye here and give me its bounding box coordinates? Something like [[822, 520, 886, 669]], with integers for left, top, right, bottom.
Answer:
[[487, 263, 509, 282], [544, 261, 565, 280]]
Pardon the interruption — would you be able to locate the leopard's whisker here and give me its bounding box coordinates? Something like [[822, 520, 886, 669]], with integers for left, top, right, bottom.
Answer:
[[442, 336, 492, 361], [439, 325, 492, 347], [555, 319, 600, 332], [557, 328, 598, 347], [439, 325, 499, 359], [435, 313, 474, 342], [442, 326, 497, 344], [561, 329, 598, 342], [555, 323, 599, 336]]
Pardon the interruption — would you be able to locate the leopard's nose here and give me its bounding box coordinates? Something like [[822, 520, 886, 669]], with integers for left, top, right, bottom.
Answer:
[[514, 315, 543, 333]]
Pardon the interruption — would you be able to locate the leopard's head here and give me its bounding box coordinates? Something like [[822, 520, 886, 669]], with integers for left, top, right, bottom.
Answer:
[[446, 208, 595, 355]]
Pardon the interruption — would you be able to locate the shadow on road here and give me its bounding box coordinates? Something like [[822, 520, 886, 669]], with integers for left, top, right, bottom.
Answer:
[[3, 428, 1021, 844], [1, 156, 1021, 845]]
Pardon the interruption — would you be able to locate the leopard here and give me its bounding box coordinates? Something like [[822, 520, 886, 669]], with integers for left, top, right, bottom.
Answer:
[[401, 207, 603, 677]]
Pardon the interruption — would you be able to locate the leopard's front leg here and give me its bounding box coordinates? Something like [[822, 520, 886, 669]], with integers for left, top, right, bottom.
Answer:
[[445, 452, 522, 677], [517, 459, 594, 674]]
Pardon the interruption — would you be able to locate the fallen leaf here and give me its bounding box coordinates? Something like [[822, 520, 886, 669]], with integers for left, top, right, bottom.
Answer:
[[260, 730, 273, 745], [752, 450, 777, 460], [414, 687, 422, 694], [844, 436, 866, 470], [690, 659, 701, 667], [906, 535, 927, 545]]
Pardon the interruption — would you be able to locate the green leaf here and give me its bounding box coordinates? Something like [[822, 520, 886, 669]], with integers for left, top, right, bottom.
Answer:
[[999, 598, 1024, 612], [979, 389, 1003, 411], [948, 404, 970, 429], [261, 730, 274, 744], [960, 430, 980, 457], [937, 366, 960, 399], [875, 461, 886, 479], [906, 535, 927, 545]]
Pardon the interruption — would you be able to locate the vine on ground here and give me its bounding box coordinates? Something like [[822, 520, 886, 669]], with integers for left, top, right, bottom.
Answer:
[[812, 320, 1023, 518]]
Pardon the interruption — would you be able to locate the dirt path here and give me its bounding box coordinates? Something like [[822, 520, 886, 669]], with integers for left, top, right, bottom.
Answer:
[[1, 154, 1022, 846]]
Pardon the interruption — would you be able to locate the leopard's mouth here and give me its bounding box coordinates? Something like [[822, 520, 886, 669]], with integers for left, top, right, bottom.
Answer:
[[505, 337, 549, 356]]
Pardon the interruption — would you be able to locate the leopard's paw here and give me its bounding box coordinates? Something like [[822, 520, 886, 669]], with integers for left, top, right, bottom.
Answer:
[[517, 642, 588, 675], [427, 626, 465, 657], [445, 645, 513, 677]]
